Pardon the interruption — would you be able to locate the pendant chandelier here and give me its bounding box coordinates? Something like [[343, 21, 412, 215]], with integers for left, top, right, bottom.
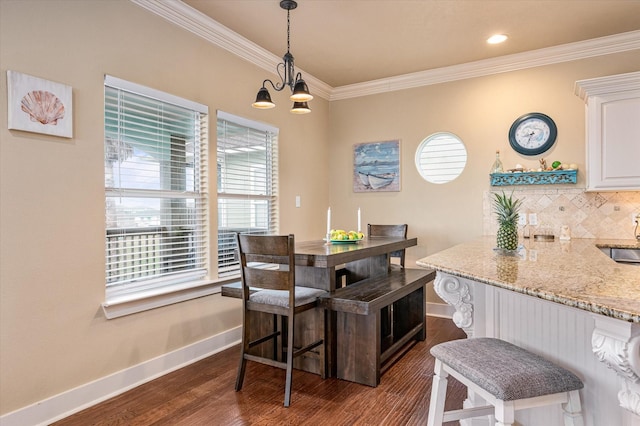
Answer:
[[252, 0, 313, 114]]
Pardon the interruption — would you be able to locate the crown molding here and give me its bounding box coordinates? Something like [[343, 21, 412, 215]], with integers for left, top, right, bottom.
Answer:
[[131, 1, 640, 102], [574, 70, 640, 101], [331, 30, 640, 101]]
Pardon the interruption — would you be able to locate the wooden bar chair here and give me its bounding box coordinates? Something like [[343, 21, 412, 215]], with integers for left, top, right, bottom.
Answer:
[[336, 224, 408, 287], [367, 224, 408, 268], [427, 338, 584, 426], [235, 233, 327, 407]]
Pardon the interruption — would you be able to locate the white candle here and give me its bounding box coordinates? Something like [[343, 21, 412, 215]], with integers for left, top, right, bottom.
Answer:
[[357, 207, 361, 233], [327, 207, 331, 235]]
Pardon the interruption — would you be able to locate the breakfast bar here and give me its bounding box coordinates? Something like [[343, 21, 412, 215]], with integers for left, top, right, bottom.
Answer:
[[417, 236, 640, 426]]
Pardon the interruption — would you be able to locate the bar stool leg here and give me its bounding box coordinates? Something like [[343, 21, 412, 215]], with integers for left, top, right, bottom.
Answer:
[[494, 400, 515, 426], [427, 359, 448, 426], [562, 390, 584, 426]]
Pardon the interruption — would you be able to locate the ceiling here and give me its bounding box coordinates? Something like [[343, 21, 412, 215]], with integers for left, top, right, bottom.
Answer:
[[181, 0, 640, 88]]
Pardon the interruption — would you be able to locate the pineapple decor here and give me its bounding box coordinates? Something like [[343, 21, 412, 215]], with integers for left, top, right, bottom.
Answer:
[[493, 191, 522, 251]]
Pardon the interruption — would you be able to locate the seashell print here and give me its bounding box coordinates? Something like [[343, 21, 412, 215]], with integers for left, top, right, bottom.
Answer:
[[20, 90, 66, 125]]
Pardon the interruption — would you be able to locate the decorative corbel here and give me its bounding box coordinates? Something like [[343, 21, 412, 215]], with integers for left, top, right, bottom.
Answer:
[[592, 315, 640, 415], [433, 272, 474, 337]]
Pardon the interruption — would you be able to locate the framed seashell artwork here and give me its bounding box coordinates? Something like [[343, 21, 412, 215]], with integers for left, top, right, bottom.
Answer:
[[7, 70, 73, 138]]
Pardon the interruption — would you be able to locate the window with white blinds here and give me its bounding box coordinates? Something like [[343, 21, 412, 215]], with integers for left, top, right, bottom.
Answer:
[[217, 111, 279, 278], [104, 76, 209, 299]]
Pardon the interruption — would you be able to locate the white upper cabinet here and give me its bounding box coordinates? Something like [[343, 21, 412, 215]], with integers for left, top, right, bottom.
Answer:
[[575, 71, 640, 191]]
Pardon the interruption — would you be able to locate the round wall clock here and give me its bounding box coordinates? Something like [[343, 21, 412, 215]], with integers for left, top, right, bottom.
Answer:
[[508, 112, 557, 156]]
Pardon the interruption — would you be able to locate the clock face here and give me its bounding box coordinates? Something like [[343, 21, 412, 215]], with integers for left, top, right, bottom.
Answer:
[[508, 113, 557, 156]]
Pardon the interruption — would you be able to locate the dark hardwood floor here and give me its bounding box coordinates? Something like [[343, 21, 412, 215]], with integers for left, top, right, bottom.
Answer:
[[53, 316, 466, 425]]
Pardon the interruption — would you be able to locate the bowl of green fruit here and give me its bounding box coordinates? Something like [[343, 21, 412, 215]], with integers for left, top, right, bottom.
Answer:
[[329, 229, 365, 243]]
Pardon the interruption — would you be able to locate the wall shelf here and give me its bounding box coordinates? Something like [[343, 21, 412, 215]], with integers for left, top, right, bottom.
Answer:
[[490, 169, 577, 186]]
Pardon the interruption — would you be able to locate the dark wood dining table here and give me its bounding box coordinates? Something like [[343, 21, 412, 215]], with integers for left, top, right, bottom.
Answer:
[[293, 236, 418, 291], [222, 235, 432, 384]]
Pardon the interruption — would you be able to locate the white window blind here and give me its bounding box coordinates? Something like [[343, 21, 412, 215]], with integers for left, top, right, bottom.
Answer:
[[415, 132, 468, 184], [217, 111, 279, 278], [104, 76, 209, 299]]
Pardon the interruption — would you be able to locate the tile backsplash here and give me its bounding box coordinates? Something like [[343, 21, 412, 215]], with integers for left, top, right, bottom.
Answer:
[[483, 188, 640, 240]]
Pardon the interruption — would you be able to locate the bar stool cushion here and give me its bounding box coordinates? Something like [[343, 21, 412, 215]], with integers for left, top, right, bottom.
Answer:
[[250, 287, 327, 308], [430, 338, 584, 401]]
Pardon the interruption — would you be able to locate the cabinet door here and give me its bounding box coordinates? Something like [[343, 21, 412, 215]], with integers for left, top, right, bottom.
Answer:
[[586, 90, 640, 191]]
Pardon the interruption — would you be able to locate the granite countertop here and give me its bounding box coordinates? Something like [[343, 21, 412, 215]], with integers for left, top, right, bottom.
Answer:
[[416, 236, 640, 323]]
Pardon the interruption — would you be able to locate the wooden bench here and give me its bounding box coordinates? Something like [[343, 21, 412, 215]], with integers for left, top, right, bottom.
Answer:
[[320, 268, 435, 387]]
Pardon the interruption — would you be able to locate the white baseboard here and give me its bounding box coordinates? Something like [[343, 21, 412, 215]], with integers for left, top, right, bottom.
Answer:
[[0, 326, 242, 426], [426, 302, 454, 319]]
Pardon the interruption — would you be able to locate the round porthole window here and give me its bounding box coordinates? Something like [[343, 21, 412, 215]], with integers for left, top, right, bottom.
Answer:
[[415, 132, 467, 184]]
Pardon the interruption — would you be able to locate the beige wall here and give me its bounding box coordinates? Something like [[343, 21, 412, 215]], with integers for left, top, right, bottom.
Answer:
[[1, 0, 639, 417], [328, 54, 639, 308], [328, 54, 640, 262], [0, 0, 329, 414]]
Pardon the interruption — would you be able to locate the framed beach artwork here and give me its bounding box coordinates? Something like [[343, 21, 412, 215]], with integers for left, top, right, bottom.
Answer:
[[7, 70, 73, 138], [353, 140, 400, 192]]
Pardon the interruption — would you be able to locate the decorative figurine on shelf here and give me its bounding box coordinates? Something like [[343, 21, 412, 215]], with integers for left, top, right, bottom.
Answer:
[[539, 158, 547, 171]]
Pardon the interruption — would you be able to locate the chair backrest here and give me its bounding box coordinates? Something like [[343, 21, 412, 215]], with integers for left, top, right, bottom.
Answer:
[[367, 224, 408, 267], [236, 234, 295, 294]]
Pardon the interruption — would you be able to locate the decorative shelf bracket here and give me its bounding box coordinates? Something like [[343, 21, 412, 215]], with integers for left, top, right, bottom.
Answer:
[[490, 169, 577, 186]]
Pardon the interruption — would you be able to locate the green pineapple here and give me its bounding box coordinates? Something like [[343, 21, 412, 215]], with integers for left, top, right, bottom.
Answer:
[[493, 191, 522, 251]]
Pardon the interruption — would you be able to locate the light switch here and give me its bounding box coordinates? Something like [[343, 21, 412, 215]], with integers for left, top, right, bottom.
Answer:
[[295, 195, 301, 208], [518, 214, 527, 226], [528, 213, 538, 226]]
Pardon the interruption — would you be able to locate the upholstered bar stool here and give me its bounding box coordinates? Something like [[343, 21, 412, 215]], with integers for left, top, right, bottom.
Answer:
[[427, 338, 584, 426]]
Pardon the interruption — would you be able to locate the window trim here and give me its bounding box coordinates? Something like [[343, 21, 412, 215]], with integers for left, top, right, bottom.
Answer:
[[101, 277, 237, 319], [102, 75, 212, 319]]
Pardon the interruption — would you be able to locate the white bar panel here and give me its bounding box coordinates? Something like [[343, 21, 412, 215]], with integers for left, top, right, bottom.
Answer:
[[485, 286, 625, 426]]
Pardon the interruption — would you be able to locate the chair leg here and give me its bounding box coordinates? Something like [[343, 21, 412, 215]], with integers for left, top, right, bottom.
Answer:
[[427, 359, 449, 426], [236, 312, 250, 391], [274, 313, 280, 361], [235, 352, 247, 391], [562, 390, 584, 426], [318, 306, 326, 379], [284, 314, 295, 407]]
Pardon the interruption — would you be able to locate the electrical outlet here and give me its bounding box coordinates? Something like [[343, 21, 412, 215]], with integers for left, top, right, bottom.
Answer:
[[518, 214, 527, 226], [528, 213, 538, 226], [295, 195, 301, 208]]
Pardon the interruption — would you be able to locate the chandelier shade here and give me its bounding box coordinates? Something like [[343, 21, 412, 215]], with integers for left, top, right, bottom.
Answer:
[[252, 0, 312, 114], [290, 79, 313, 102], [290, 101, 311, 114], [252, 87, 276, 109]]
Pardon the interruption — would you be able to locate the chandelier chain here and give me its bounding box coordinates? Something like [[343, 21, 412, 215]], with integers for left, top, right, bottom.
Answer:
[[287, 8, 291, 53]]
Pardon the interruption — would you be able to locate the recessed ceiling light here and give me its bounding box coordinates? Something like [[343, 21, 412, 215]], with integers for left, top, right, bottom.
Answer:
[[487, 34, 508, 44]]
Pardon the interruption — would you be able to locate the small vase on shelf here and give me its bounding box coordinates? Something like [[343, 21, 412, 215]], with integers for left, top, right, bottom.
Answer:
[[491, 150, 503, 174]]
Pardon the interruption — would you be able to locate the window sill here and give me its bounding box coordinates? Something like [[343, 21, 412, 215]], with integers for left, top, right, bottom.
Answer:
[[101, 278, 239, 319]]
